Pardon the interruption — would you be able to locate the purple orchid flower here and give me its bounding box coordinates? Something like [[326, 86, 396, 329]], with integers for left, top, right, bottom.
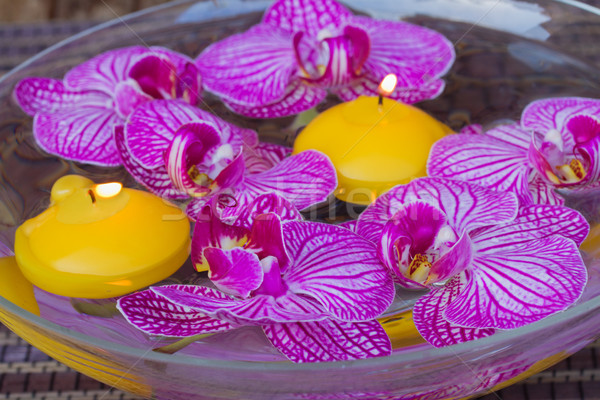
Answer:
[[117, 99, 337, 219], [195, 0, 455, 118], [118, 193, 395, 363], [356, 177, 589, 347], [428, 97, 600, 205], [13, 46, 202, 166]]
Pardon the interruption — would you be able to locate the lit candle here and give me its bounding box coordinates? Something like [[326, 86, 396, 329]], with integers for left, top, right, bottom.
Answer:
[[293, 74, 452, 205], [14, 175, 190, 299]]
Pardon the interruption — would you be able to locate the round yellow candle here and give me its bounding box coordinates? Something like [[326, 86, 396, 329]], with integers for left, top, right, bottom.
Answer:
[[14, 175, 190, 299], [293, 96, 452, 205]]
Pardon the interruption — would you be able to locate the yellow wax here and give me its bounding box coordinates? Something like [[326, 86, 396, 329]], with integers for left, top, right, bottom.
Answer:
[[14, 175, 190, 299], [293, 96, 452, 205], [0, 256, 39, 315]]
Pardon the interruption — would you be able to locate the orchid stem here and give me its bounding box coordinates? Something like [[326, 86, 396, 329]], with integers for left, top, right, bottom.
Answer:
[[153, 333, 213, 354]]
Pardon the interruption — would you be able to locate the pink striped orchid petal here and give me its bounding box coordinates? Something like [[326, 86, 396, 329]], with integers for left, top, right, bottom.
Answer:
[[471, 204, 589, 251], [427, 132, 532, 204], [34, 106, 121, 166], [152, 285, 329, 325], [224, 78, 327, 119], [128, 54, 176, 99], [245, 213, 290, 271], [568, 115, 600, 184], [14, 78, 109, 115], [114, 126, 186, 199], [358, 178, 518, 242], [353, 16, 455, 101], [262, 0, 353, 36], [242, 149, 337, 211], [150, 47, 202, 104], [528, 174, 564, 205], [445, 236, 587, 330], [243, 142, 291, 174], [113, 79, 153, 119], [413, 275, 496, 348], [486, 123, 531, 149], [204, 247, 263, 299], [522, 97, 600, 149], [212, 152, 246, 193], [197, 24, 297, 107], [64, 46, 149, 94], [126, 100, 256, 168], [191, 205, 250, 272], [117, 288, 234, 337], [235, 193, 302, 230], [263, 319, 391, 363], [282, 221, 394, 322]]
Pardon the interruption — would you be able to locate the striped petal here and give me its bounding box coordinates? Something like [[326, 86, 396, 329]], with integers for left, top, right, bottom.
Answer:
[[282, 221, 394, 321], [521, 97, 600, 149], [427, 132, 532, 204], [235, 193, 302, 230], [528, 173, 564, 205], [204, 247, 263, 299], [242, 149, 337, 212], [126, 100, 257, 168], [150, 46, 202, 104], [263, 319, 391, 363], [196, 24, 297, 107], [13, 78, 109, 115], [413, 275, 496, 348], [113, 79, 153, 118], [445, 236, 587, 330], [152, 285, 328, 325], [471, 204, 589, 251], [224, 78, 327, 118], [34, 106, 121, 166], [64, 46, 149, 94], [243, 142, 291, 174], [262, 0, 353, 36], [358, 178, 518, 241], [114, 126, 185, 199], [245, 213, 290, 271], [117, 288, 234, 337], [485, 123, 531, 149]]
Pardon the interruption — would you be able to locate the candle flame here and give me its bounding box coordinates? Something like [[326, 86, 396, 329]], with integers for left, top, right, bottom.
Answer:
[[378, 74, 398, 96], [95, 182, 123, 199]]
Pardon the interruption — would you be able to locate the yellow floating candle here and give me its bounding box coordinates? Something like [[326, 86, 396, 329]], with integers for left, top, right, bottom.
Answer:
[[0, 256, 40, 315], [294, 85, 452, 205], [14, 175, 190, 299]]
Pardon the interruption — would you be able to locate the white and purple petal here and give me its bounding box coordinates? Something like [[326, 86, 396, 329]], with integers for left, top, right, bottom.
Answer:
[[34, 106, 121, 166], [528, 173, 564, 205], [413, 275, 496, 348], [152, 285, 329, 325], [245, 213, 290, 270], [445, 236, 587, 330], [243, 142, 292, 174], [235, 193, 302, 230], [113, 79, 153, 118], [471, 204, 589, 251], [196, 24, 297, 107], [263, 319, 391, 363], [64, 46, 149, 94], [117, 288, 234, 337], [282, 221, 394, 322], [13, 78, 109, 115], [262, 0, 353, 36], [427, 132, 532, 204]]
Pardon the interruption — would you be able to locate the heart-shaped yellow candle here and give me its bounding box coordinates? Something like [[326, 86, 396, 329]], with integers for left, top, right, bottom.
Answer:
[[14, 175, 190, 298], [293, 76, 452, 205]]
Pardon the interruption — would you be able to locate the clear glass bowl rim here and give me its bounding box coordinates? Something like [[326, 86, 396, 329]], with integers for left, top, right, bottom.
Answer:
[[1, 0, 599, 372]]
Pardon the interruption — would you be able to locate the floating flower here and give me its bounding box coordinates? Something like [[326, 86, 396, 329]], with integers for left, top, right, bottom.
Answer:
[[428, 97, 600, 205], [356, 177, 589, 347], [195, 0, 455, 118], [118, 193, 395, 363], [117, 99, 336, 218], [13, 46, 201, 166]]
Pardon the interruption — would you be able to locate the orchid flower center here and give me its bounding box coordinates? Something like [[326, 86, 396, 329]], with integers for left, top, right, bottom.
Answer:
[[533, 129, 587, 185], [293, 25, 369, 88]]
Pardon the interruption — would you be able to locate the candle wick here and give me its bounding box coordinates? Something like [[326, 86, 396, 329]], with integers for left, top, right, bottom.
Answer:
[[378, 95, 383, 106], [88, 189, 96, 204]]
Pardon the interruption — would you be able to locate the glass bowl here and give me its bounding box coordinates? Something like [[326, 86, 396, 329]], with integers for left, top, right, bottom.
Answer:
[[2, 1, 600, 399]]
